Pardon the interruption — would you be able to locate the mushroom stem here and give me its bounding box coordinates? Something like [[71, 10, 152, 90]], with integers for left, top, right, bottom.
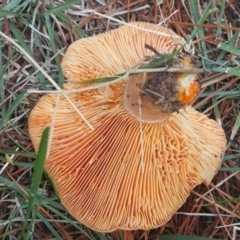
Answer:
[[124, 73, 169, 123]]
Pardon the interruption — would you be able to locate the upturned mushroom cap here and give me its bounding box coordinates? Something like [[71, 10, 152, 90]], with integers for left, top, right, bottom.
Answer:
[[29, 22, 226, 232], [61, 22, 185, 83]]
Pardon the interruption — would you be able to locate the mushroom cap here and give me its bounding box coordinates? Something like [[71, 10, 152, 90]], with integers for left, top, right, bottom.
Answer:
[[29, 22, 226, 232], [61, 22, 200, 115], [61, 22, 185, 83]]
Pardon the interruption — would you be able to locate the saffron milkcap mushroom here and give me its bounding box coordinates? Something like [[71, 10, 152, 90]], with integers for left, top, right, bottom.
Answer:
[[29, 22, 226, 232]]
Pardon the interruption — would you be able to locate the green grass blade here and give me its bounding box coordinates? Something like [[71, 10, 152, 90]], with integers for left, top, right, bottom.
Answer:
[[229, 112, 240, 142], [8, 21, 47, 89], [9, 22, 32, 56], [73, 22, 85, 38], [1, 0, 25, 11], [0, 176, 29, 196], [227, 67, 240, 79], [189, 0, 215, 42], [206, 197, 240, 206], [1, 206, 20, 240], [220, 167, 240, 171], [216, 0, 226, 37], [42, 203, 93, 239], [0, 31, 4, 112], [211, 67, 240, 77], [223, 153, 240, 161], [0, 149, 35, 157], [201, 90, 240, 98], [44, 0, 82, 15], [20, 127, 49, 239], [217, 32, 239, 61], [217, 43, 240, 56], [44, 15, 64, 87], [0, 9, 19, 17], [0, 91, 27, 131], [36, 212, 62, 239]]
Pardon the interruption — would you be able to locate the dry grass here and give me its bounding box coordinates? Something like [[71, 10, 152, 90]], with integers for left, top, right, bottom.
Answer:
[[0, 0, 240, 239]]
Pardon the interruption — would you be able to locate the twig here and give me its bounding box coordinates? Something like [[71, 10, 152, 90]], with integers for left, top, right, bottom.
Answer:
[[28, 66, 206, 95]]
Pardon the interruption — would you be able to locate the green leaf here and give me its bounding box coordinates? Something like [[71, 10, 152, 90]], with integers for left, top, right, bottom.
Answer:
[[0, 91, 27, 131], [0, 9, 19, 17], [45, 15, 65, 87], [37, 212, 62, 239], [216, 0, 226, 37], [9, 21, 47, 89], [201, 90, 240, 98], [0, 32, 4, 113], [1, 0, 26, 11], [0, 149, 35, 158], [9, 22, 32, 56], [42, 202, 93, 239], [223, 153, 240, 161], [211, 67, 240, 78], [230, 112, 240, 141], [217, 43, 240, 56], [205, 197, 240, 206], [29, 126, 49, 203], [73, 22, 85, 38], [44, 0, 82, 15], [21, 127, 49, 239], [217, 32, 239, 61], [0, 176, 29, 195], [1, 205, 20, 239], [189, 0, 215, 43], [220, 167, 240, 171]]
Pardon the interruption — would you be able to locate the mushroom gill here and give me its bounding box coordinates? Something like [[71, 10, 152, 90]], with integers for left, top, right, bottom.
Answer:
[[28, 22, 226, 232]]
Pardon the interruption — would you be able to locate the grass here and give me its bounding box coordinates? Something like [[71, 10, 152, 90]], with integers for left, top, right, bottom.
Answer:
[[0, 0, 240, 239]]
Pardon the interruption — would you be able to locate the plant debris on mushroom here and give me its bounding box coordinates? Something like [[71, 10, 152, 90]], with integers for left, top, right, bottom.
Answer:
[[29, 22, 226, 232]]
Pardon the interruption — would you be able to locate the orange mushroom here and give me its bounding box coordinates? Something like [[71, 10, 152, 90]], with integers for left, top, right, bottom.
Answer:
[[29, 22, 226, 232]]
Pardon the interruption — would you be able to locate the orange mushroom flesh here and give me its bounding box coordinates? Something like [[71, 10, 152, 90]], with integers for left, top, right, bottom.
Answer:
[[29, 22, 226, 232]]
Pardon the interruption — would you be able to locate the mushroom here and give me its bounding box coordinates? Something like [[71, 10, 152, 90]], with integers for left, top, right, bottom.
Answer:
[[28, 22, 226, 232]]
